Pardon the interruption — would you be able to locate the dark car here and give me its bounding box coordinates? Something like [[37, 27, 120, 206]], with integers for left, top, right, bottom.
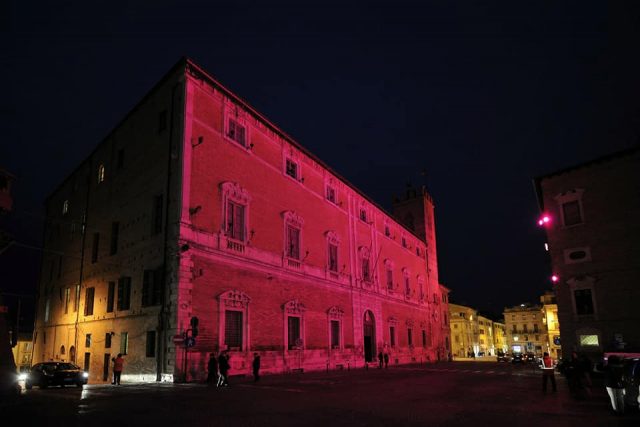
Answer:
[[497, 351, 510, 362], [512, 353, 524, 364], [25, 362, 88, 389]]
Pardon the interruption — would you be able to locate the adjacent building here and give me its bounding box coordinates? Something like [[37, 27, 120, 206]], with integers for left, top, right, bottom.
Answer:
[[503, 303, 547, 357], [540, 291, 561, 359], [534, 146, 640, 357], [32, 58, 450, 383]]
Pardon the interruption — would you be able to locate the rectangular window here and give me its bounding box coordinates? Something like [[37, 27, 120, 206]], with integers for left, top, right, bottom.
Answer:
[[120, 332, 128, 355], [85, 334, 91, 348], [226, 201, 245, 241], [405, 277, 410, 295], [105, 333, 112, 349], [227, 118, 246, 146], [330, 320, 340, 348], [117, 277, 131, 311], [562, 201, 582, 226], [386, 270, 393, 290], [285, 159, 298, 179], [107, 282, 115, 313], [288, 316, 301, 350], [390, 326, 396, 347], [152, 194, 163, 235], [579, 334, 599, 347], [84, 353, 90, 372], [359, 209, 367, 222], [64, 287, 70, 314], [384, 225, 390, 237], [407, 329, 413, 346], [158, 110, 167, 133], [224, 310, 243, 349], [574, 289, 594, 315], [286, 226, 300, 259], [91, 233, 100, 263], [533, 324, 539, 333], [362, 258, 370, 282], [326, 186, 336, 203], [422, 330, 427, 347], [110, 222, 119, 255], [142, 268, 163, 307], [328, 244, 338, 272], [84, 287, 95, 316], [146, 331, 156, 357]]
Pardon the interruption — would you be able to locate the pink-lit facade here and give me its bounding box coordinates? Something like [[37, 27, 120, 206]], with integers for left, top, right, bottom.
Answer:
[[33, 58, 449, 382]]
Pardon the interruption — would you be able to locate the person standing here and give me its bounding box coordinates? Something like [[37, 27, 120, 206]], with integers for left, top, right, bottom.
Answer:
[[207, 353, 218, 385], [541, 352, 556, 392], [217, 350, 230, 387], [252, 353, 261, 382], [112, 353, 124, 385], [377, 352, 384, 369], [383, 351, 389, 369]]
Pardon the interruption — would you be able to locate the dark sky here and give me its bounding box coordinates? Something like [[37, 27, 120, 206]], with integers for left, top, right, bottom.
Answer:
[[2, 0, 639, 320]]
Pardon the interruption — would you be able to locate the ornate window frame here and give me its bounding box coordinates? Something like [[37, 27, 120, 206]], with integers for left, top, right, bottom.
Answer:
[[327, 306, 344, 350], [358, 201, 371, 224], [283, 146, 302, 183], [325, 231, 340, 275], [554, 188, 585, 228], [384, 259, 395, 292], [325, 177, 338, 205], [567, 276, 598, 320], [284, 299, 306, 351], [217, 289, 251, 352], [220, 181, 251, 241], [283, 211, 304, 267], [224, 105, 249, 149]]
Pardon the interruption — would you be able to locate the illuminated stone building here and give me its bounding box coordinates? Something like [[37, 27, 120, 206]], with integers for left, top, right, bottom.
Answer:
[[503, 304, 547, 356], [534, 146, 640, 357], [32, 58, 450, 383], [540, 291, 561, 359], [492, 321, 508, 354], [448, 303, 477, 358]]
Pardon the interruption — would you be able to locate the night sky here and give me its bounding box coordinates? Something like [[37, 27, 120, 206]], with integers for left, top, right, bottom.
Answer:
[[2, 1, 639, 322]]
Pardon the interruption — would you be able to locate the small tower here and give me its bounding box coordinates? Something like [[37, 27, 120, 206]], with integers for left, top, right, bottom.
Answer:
[[392, 185, 439, 286]]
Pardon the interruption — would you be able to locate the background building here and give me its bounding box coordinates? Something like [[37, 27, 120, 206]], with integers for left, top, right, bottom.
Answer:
[[534, 146, 640, 357], [32, 58, 450, 383], [449, 303, 477, 358], [492, 321, 508, 354], [503, 303, 547, 356], [540, 291, 561, 359]]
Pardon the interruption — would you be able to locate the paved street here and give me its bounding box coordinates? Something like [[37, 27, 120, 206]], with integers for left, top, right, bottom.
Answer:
[[2, 361, 638, 426]]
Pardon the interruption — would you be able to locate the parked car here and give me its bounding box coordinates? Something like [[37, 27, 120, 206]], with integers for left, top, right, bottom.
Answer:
[[497, 351, 510, 362], [525, 353, 539, 364], [512, 353, 524, 364], [25, 362, 88, 389]]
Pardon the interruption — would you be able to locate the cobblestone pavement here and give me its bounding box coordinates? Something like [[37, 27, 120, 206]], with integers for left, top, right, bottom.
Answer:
[[2, 361, 638, 426]]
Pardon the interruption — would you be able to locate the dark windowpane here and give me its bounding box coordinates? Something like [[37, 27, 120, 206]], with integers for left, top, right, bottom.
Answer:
[[227, 201, 245, 241], [386, 270, 393, 289], [422, 330, 427, 347], [330, 320, 340, 348], [84, 353, 90, 372], [362, 258, 370, 282], [574, 289, 594, 315], [408, 329, 413, 346], [117, 277, 131, 311], [84, 287, 95, 316], [105, 333, 111, 349], [287, 226, 300, 259], [562, 201, 582, 226], [107, 282, 115, 313], [146, 331, 156, 357], [120, 332, 128, 355], [288, 316, 301, 350], [85, 334, 91, 348], [328, 244, 338, 272], [286, 159, 298, 178], [228, 119, 246, 146], [225, 310, 243, 349], [390, 326, 396, 347]]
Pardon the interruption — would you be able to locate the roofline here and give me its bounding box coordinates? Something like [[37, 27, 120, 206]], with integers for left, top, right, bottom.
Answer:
[[532, 144, 640, 212], [184, 58, 429, 242]]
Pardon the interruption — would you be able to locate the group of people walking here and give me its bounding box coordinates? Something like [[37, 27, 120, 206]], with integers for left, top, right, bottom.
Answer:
[[207, 351, 261, 387]]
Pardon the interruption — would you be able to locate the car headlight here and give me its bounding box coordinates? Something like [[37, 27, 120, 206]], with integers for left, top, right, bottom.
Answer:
[[82, 372, 89, 378], [18, 373, 28, 381]]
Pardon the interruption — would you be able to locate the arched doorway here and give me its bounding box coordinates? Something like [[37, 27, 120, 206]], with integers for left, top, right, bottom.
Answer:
[[69, 346, 76, 363], [363, 310, 376, 362]]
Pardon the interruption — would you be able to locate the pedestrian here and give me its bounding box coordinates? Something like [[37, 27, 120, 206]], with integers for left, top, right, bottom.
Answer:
[[112, 353, 124, 385], [604, 355, 626, 414], [252, 353, 261, 382], [207, 352, 218, 385], [383, 352, 389, 369], [217, 350, 230, 387], [540, 352, 556, 392], [566, 351, 584, 397], [377, 352, 383, 369]]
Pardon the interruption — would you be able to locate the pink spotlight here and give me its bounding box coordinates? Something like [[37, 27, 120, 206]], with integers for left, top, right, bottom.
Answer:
[[551, 275, 559, 283], [538, 215, 551, 226]]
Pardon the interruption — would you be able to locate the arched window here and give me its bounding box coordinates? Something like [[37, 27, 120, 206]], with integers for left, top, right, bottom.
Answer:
[[97, 164, 105, 183], [60, 345, 66, 355]]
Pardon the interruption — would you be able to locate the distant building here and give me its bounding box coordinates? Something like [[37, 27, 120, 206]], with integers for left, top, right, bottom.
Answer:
[[493, 321, 508, 354], [11, 333, 33, 371], [540, 291, 561, 359], [503, 303, 547, 356], [534, 146, 640, 357], [449, 303, 477, 358], [32, 58, 450, 383]]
